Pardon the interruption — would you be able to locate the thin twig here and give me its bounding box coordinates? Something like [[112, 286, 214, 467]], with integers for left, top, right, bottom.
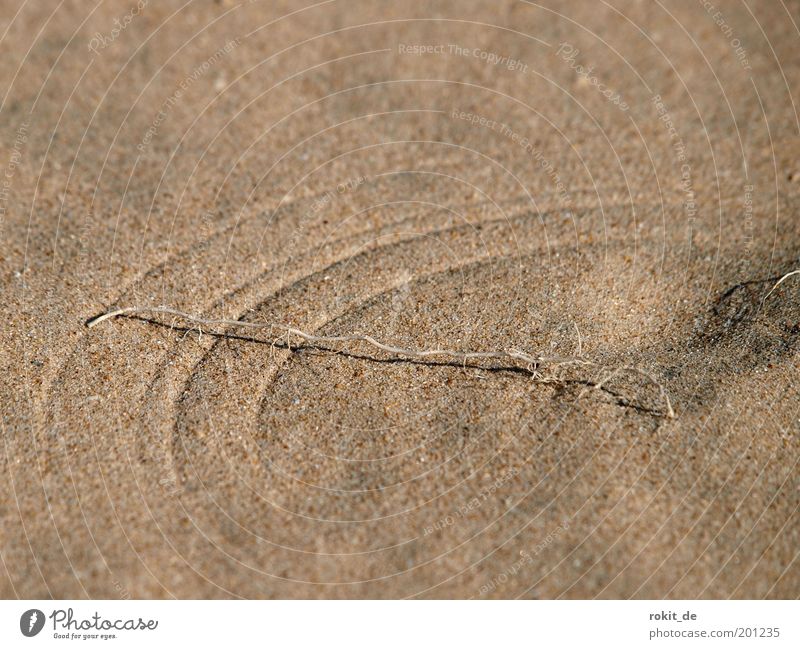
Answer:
[[573, 321, 583, 357], [581, 365, 675, 419], [86, 305, 585, 366], [86, 305, 676, 418], [762, 269, 800, 303]]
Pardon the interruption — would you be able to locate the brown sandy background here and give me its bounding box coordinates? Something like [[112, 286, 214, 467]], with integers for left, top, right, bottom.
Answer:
[[0, 0, 799, 598]]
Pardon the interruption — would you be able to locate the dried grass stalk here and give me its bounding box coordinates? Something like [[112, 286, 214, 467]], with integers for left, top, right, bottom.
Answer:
[[87, 305, 676, 418]]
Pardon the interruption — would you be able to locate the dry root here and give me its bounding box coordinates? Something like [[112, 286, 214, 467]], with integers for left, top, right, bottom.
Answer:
[[763, 269, 800, 303], [86, 305, 676, 419]]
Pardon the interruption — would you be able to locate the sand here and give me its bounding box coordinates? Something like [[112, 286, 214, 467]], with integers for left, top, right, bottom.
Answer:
[[0, 0, 798, 598]]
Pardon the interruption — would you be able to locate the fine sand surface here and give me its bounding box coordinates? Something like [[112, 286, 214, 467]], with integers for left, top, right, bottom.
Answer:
[[1, 0, 798, 598]]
